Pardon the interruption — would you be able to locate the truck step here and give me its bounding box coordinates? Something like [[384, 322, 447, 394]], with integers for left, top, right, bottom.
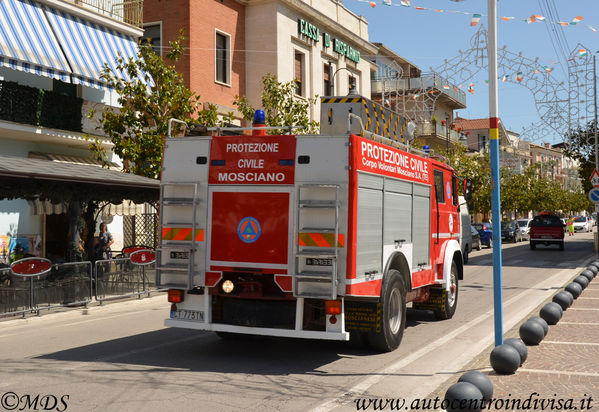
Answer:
[[162, 197, 197, 205], [298, 200, 338, 209], [296, 271, 333, 281], [299, 227, 337, 233]]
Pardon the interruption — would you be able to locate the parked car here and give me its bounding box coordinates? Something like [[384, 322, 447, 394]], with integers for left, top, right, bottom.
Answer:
[[516, 219, 532, 240], [501, 220, 526, 243], [530, 212, 565, 250], [573, 216, 592, 232], [473, 222, 492, 248], [471, 226, 481, 251], [459, 196, 473, 264]]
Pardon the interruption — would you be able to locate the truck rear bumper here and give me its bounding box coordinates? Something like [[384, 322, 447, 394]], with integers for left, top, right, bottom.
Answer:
[[164, 318, 350, 341]]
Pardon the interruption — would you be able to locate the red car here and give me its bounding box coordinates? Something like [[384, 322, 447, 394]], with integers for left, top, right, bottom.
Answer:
[[529, 213, 565, 250]]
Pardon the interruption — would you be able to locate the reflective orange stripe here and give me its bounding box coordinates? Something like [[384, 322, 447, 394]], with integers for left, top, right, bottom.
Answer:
[[162, 227, 204, 241], [298, 233, 345, 247]]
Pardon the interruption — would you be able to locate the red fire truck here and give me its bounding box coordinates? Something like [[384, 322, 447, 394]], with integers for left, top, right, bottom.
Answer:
[[158, 97, 465, 352]]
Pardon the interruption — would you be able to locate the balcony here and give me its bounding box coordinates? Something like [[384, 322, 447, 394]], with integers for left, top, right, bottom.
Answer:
[[372, 72, 467, 109], [0, 80, 109, 146], [67, 0, 143, 27]]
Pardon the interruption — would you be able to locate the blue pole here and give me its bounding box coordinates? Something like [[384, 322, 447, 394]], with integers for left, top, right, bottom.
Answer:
[[488, 0, 503, 347]]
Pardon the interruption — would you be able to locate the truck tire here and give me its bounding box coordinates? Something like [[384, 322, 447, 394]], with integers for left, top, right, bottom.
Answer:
[[530, 241, 536, 250], [368, 270, 406, 352], [559, 241, 564, 250], [434, 261, 459, 320]]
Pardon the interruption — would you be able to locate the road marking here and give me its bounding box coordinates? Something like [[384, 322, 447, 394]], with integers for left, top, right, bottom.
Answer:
[[577, 297, 599, 299], [518, 368, 599, 378], [543, 341, 599, 346], [312, 262, 593, 412], [569, 308, 599, 311], [558, 322, 599, 325]]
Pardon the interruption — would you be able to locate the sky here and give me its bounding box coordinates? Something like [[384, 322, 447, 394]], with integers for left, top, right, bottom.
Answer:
[[344, 0, 599, 144]]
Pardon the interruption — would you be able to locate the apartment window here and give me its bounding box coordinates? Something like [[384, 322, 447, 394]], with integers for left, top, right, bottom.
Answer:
[[142, 24, 161, 56], [215, 31, 230, 85], [294, 51, 304, 96], [478, 135, 488, 152], [323, 63, 331, 96]]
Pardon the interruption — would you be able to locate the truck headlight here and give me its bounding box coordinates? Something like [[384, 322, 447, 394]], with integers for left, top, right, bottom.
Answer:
[[222, 280, 235, 294]]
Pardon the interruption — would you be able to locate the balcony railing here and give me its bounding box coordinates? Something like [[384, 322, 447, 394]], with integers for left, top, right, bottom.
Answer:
[[372, 72, 467, 107], [69, 0, 143, 27]]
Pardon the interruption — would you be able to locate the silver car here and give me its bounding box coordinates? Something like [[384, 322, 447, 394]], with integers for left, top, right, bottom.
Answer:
[[516, 219, 532, 241]]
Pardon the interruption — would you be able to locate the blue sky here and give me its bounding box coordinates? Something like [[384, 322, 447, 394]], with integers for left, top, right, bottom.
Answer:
[[345, 0, 599, 143]]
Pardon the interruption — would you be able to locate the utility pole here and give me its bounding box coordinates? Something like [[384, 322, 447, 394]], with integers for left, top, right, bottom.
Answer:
[[488, 0, 504, 347]]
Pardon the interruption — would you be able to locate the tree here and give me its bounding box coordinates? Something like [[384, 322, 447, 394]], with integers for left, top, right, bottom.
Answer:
[[88, 31, 230, 179], [564, 120, 597, 194], [234, 74, 319, 135]]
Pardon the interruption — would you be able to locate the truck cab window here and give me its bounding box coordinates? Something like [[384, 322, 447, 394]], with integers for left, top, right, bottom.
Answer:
[[434, 170, 445, 203], [451, 175, 458, 206]]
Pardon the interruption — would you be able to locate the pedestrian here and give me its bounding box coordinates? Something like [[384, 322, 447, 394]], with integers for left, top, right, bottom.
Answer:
[[97, 222, 114, 259], [567, 216, 575, 236]]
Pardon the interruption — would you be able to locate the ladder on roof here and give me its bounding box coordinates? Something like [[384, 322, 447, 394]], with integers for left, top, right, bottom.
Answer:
[[294, 183, 341, 300], [156, 181, 202, 289]]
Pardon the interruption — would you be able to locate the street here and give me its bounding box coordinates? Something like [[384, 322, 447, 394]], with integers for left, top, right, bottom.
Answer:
[[0, 232, 595, 412]]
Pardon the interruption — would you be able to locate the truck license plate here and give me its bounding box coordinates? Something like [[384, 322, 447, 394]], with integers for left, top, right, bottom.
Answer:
[[306, 258, 332, 266], [171, 309, 204, 321], [170, 251, 189, 259]]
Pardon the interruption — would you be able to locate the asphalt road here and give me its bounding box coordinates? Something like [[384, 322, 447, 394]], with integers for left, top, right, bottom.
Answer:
[[0, 232, 595, 412]]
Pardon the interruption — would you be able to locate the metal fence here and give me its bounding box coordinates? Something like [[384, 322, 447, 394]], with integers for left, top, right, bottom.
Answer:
[[94, 257, 159, 303], [0, 254, 164, 319], [0, 262, 92, 318]]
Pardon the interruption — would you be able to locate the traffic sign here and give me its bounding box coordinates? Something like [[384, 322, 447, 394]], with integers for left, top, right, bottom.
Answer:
[[588, 188, 599, 203], [590, 169, 599, 187]]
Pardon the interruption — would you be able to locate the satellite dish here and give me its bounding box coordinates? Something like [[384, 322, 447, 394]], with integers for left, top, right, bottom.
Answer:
[[406, 121, 416, 141]]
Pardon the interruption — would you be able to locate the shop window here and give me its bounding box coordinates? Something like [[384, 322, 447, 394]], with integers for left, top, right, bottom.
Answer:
[[348, 75, 356, 94], [142, 23, 161, 56], [323, 63, 331, 96], [215, 31, 230, 85], [294, 51, 304, 96]]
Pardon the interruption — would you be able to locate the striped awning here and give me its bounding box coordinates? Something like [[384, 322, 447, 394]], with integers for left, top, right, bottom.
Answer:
[[44, 7, 142, 89], [0, 0, 71, 82]]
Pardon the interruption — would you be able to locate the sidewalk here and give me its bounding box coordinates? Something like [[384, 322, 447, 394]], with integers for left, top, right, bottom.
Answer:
[[430, 266, 599, 410]]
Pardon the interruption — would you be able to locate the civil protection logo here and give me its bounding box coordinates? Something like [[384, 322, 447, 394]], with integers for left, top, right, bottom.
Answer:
[[237, 217, 261, 243]]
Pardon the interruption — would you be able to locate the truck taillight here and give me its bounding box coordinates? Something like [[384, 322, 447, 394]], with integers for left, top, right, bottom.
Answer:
[[168, 289, 184, 303], [325, 300, 342, 315]]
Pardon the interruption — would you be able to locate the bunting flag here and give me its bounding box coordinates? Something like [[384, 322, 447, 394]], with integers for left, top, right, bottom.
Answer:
[[383, 0, 392, 5], [543, 66, 552, 73], [502, 75, 509, 82], [579, 49, 589, 57], [590, 27, 598, 33], [532, 68, 540, 74], [400, 0, 410, 6], [571, 16, 584, 25], [443, 85, 450, 89], [526, 15, 536, 23], [516, 72, 523, 82], [369, 1, 376, 7], [501, 17, 514, 21], [470, 14, 481, 26], [534, 15, 545, 21]]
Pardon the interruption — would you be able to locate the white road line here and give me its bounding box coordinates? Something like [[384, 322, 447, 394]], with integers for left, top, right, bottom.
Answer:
[[543, 341, 599, 346], [518, 368, 599, 378], [569, 308, 599, 311], [312, 262, 592, 412], [577, 297, 599, 299], [558, 322, 599, 325]]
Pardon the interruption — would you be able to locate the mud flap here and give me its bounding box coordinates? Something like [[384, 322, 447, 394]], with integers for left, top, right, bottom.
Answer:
[[412, 288, 446, 311]]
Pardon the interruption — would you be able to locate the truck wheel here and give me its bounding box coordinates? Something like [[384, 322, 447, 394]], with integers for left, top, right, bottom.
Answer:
[[368, 270, 406, 352], [530, 241, 536, 250], [434, 261, 459, 320], [559, 241, 564, 250]]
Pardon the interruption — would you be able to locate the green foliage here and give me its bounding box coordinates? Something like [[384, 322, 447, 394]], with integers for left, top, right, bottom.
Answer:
[[564, 120, 597, 194], [234, 73, 319, 135], [0, 80, 82, 131], [90, 30, 230, 179]]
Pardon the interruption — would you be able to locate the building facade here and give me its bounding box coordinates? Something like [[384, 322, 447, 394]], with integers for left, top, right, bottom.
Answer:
[[143, 0, 376, 124], [0, 0, 146, 261]]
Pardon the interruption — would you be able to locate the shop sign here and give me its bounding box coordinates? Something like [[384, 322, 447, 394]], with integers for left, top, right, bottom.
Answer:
[[297, 18, 361, 63]]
